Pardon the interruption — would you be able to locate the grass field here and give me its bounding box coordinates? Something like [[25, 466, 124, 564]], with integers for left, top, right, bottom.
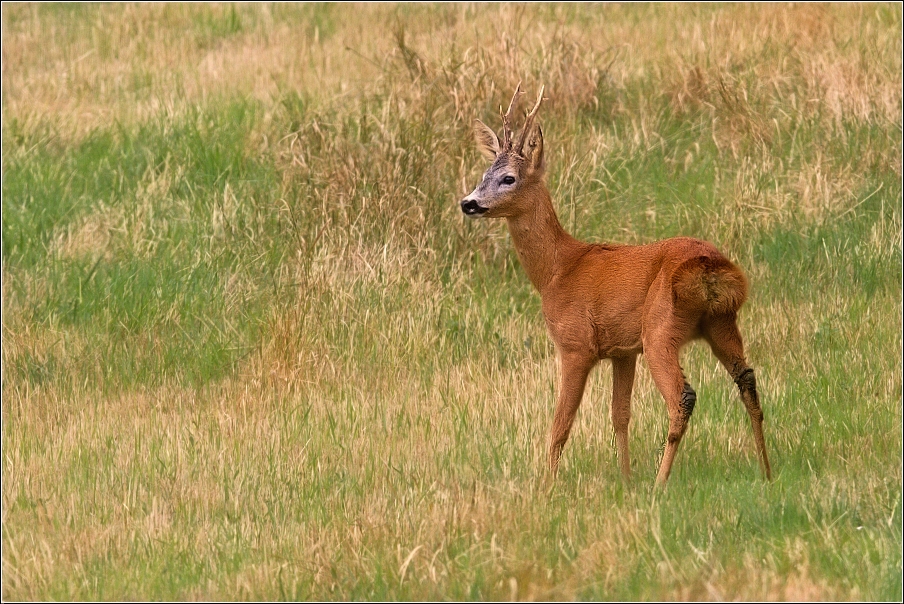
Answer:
[[2, 3, 902, 600]]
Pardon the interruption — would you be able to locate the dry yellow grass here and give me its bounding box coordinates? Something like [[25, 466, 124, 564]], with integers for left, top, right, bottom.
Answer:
[[4, 4, 899, 136]]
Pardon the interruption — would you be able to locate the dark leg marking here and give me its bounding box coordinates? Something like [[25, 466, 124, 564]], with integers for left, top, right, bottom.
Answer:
[[667, 382, 697, 445], [734, 367, 756, 394], [734, 367, 763, 422], [680, 382, 697, 418]]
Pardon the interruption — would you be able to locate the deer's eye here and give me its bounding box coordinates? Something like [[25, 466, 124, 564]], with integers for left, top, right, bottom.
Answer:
[[500, 175, 516, 185]]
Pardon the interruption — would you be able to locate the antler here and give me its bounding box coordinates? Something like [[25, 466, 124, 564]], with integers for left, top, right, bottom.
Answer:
[[515, 84, 545, 156], [500, 81, 524, 151]]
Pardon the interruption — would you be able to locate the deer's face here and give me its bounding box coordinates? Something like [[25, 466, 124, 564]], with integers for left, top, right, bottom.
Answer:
[[460, 127, 544, 219], [460, 85, 546, 219], [461, 153, 529, 218]]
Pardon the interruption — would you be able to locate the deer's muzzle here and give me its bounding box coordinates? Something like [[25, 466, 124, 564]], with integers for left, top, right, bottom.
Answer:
[[460, 198, 488, 216]]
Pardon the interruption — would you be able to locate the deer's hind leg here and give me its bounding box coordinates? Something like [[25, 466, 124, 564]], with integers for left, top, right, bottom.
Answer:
[[703, 314, 772, 481], [642, 296, 701, 486]]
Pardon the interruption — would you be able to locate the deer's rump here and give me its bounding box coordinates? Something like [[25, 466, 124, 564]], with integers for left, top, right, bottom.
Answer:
[[670, 254, 749, 316]]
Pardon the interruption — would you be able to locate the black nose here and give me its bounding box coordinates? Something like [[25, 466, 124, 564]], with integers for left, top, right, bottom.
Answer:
[[460, 199, 488, 216]]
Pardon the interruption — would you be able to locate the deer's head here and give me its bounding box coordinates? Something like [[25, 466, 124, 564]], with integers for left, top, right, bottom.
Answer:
[[461, 84, 546, 219]]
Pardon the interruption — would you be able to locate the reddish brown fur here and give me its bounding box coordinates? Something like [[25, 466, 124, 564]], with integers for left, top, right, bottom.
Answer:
[[461, 86, 772, 485]]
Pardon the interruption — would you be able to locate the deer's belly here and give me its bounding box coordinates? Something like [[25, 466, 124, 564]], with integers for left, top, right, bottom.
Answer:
[[592, 320, 643, 358], [543, 308, 643, 359]]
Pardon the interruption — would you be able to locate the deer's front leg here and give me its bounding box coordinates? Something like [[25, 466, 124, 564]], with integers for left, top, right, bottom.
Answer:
[[548, 352, 595, 477], [611, 355, 638, 480]]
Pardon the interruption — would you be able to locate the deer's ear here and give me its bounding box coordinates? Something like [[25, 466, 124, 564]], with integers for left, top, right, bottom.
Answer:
[[524, 123, 545, 175], [473, 119, 501, 160]]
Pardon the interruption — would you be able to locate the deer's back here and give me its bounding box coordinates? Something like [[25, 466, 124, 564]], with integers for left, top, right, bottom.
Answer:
[[541, 236, 744, 359]]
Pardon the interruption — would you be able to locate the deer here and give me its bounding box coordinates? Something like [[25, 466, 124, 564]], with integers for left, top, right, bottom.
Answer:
[[459, 84, 772, 485]]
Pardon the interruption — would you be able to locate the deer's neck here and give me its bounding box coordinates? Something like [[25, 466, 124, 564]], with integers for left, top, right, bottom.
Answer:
[[505, 184, 583, 294]]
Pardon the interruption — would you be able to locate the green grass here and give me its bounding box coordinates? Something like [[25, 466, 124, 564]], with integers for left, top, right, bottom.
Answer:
[[2, 3, 902, 600]]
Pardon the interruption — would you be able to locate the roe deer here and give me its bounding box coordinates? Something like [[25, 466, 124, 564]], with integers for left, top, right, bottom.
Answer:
[[459, 84, 772, 485]]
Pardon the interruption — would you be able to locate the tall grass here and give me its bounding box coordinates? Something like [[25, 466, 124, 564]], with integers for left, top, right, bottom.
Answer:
[[2, 3, 902, 600]]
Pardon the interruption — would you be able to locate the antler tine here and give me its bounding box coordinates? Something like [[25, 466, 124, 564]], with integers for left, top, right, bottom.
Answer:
[[500, 81, 524, 150], [515, 84, 545, 155]]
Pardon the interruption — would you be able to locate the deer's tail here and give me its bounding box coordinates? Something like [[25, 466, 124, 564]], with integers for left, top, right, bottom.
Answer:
[[671, 255, 748, 316]]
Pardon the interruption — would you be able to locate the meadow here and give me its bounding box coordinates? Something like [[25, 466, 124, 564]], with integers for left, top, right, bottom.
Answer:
[[2, 3, 901, 600]]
